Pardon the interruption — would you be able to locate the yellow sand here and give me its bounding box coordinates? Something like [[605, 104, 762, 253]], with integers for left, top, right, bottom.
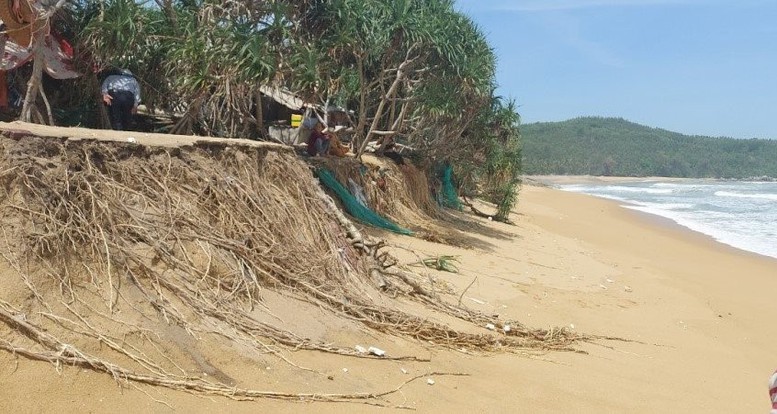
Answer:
[[2, 178, 775, 413]]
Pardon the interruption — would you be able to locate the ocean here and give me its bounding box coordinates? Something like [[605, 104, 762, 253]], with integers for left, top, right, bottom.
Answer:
[[556, 179, 777, 260]]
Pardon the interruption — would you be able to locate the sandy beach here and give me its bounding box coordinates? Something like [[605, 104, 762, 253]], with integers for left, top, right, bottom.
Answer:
[[2, 180, 775, 413]]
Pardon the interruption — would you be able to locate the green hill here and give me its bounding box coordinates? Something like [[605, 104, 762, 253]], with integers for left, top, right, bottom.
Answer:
[[520, 117, 777, 178]]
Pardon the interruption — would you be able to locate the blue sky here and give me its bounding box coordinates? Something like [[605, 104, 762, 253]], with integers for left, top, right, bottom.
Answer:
[[454, 0, 777, 139]]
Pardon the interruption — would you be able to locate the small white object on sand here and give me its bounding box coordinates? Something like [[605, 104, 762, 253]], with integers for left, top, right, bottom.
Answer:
[[485, 323, 496, 330], [427, 378, 435, 385], [367, 346, 386, 357]]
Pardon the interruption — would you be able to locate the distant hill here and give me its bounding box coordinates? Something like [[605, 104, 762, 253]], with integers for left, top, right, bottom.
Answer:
[[520, 117, 777, 178]]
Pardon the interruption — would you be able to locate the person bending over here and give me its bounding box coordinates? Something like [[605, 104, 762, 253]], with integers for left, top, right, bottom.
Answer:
[[101, 69, 141, 131]]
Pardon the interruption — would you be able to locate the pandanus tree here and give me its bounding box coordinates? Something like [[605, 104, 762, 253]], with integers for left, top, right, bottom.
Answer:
[[404, 6, 497, 156], [74, 0, 288, 137], [471, 98, 523, 222], [283, 0, 394, 148], [18, 0, 70, 123], [286, 0, 499, 159], [26, 0, 522, 217]]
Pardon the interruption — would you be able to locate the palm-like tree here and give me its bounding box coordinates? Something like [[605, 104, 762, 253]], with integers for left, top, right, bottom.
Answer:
[[16, 0, 522, 216]]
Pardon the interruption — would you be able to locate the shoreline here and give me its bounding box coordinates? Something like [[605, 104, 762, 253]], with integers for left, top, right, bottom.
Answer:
[[525, 174, 696, 186], [526, 174, 777, 261], [381, 183, 777, 412], [525, 174, 777, 185], [508, 184, 776, 412]]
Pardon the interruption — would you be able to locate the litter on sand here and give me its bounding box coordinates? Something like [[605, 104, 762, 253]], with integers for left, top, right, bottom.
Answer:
[[367, 346, 386, 357]]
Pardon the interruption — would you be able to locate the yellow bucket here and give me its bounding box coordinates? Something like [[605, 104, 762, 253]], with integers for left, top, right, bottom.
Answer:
[[290, 114, 302, 127]]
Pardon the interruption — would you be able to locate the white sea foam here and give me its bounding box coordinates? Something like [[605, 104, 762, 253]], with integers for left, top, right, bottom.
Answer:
[[628, 201, 695, 210], [623, 204, 777, 258], [714, 191, 777, 202], [559, 180, 777, 259], [606, 186, 674, 195]]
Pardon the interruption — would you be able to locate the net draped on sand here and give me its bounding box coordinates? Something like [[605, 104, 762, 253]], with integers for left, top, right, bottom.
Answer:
[[0, 132, 592, 405]]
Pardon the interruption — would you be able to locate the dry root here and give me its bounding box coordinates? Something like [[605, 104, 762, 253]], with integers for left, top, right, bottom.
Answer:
[[0, 132, 591, 404]]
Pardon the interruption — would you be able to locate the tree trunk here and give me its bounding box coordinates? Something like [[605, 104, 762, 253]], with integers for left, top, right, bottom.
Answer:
[[353, 56, 368, 152], [377, 100, 410, 153], [254, 89, 265, 139], [356, 56, 414, 158], [38, 84, 53, 125], [20, 30, 46, 123]]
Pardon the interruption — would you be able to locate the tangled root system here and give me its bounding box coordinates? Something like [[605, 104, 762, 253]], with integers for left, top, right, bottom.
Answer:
[[0, 133, 590, 404]]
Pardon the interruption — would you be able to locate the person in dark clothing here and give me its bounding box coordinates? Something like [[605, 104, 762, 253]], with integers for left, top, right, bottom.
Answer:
[[101, 69, 141, 131], [306, 120, 331, 156]]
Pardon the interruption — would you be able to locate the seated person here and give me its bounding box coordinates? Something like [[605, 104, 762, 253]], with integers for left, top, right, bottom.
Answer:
[[306, 120, 331, 156]]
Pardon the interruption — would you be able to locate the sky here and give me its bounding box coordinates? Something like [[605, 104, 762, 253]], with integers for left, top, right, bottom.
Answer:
[[454, 0, 777, 139]]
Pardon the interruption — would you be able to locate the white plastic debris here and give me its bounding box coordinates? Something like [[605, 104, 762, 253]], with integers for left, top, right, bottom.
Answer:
[[624, 285, 633, 292], [354, 345, 367, 354], [569, 323, 575, 329], [126, 136, 136, 143], [401, 368, 408, 374], [503, 325, 512, 333], [599, 284, 608, 290], [606, 278, 614, 284], [342, 368, 348, 373], [426, 378, 435, 385], [485, 323, 496, 331], [367, 346, 386, 357]]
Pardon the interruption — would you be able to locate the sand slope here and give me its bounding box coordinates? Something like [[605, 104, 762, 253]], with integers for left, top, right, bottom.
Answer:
[[1, 140, 775, 412]]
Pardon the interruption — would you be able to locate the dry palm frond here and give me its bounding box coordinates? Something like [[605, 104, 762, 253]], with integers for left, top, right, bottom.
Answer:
[[410, 255, 460, 273]]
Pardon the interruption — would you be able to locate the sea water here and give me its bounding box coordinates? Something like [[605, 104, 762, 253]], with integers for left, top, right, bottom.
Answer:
[[556, 180, 777, 260]]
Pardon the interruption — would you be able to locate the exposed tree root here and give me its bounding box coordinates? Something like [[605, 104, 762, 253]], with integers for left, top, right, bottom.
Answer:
[[0, 132, 595, 404]]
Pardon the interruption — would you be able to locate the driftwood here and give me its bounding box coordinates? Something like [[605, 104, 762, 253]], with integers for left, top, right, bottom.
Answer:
[[461, 196, 512, 224]]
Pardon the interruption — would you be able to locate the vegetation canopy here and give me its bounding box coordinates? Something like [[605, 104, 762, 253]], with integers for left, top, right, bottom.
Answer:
[[522, 117, 777, 179], [17, 0, 523, 220]]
